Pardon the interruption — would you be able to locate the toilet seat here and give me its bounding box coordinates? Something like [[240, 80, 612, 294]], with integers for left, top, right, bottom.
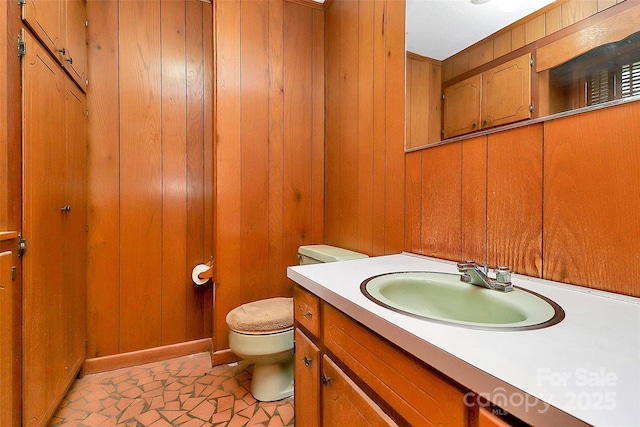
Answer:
[[226, 297, 293, 334]]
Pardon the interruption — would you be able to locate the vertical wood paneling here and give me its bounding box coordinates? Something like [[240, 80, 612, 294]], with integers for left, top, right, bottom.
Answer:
[[525, 14, 546, 44], [160, 0, 188, 346], [357, 0, 374, 255], [86, 0, 120, 358], [213, 0, 324, 352], [543, 103, 640, 296], [241, 0, 270, 305], [461, 136, 487, 264], [88, 0, 213, 357], [284, 1, 315, 277], [268, 0, 285, 295], [371, 0, 387, 255], [487, 125, 543, 276], [338, 0, 360, 250], [119, 0, 163, 353], [404, 151, 422, 254], [384, 0, 406, 254], [214, 0, 242, 351], [419, 143, 462, 261], [186, 0, 206, 341], [203, 2, 214, 339], [325, 0, 405, 256], [311, 9, 325, 245]]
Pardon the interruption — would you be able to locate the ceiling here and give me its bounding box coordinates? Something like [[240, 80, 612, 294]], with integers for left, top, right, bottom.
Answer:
[[406, 0, 557, 60]]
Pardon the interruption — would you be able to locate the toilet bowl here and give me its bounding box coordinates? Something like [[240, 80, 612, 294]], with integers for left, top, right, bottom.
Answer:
[[226, 297, 294, 402], [226, 245, 368, 402]]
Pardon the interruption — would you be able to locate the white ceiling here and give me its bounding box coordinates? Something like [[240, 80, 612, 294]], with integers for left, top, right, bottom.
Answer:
[[406, 0, 557, 60]]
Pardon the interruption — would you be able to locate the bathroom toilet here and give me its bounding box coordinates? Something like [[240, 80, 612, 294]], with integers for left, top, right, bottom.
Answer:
[[226, 245, 368, 401]]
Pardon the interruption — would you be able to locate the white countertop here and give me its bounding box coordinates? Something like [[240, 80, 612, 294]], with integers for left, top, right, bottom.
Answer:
[[287, 253, 640, 427]]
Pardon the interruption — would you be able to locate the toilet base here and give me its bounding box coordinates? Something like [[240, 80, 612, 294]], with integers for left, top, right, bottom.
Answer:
[[250, 358, 294, 402]]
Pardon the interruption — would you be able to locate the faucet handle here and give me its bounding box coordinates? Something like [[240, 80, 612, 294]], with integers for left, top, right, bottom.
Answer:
[[495, 266, 511, 284], [457, 260, 476, 270]]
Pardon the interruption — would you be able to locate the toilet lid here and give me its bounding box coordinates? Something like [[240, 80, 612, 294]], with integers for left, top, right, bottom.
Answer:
[[226, 297, 293, 334]]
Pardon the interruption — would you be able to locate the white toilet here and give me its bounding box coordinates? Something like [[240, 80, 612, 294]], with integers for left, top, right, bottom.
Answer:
[[226, 244, 368, 401]]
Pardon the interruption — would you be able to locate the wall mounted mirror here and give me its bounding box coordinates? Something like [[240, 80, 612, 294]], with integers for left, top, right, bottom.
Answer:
[[405, 0, 640, 151]]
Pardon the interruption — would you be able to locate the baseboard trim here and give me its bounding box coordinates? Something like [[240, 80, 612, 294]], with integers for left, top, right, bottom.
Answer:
[[84, 338, 212, 375], [212, 348, 240, 366]]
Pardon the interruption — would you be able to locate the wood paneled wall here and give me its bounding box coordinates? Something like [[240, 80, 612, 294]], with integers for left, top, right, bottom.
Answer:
[[324, 0, 405, 256], [86, 0, 214, 358], [405, 103, 640, 297], [214, 0, 324, 352]]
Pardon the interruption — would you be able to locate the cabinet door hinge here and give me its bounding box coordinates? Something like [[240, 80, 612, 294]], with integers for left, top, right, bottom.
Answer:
[[530, 57, 535, 67], [17, 30, 26, 58], [17, 233, 27, 257], [529, 103, 535, 113], [11, 266, 17, 281]]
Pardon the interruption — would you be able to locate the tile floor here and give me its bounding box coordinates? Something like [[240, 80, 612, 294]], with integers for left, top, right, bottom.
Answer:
[[49, 353, 295, 427]]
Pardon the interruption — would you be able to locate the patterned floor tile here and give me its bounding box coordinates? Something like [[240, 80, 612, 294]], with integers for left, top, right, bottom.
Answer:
[[49, 354, 294, 426]]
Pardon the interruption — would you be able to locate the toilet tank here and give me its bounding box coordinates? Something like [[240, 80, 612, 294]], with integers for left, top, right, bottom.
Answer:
[[297, 244, 368, 265]]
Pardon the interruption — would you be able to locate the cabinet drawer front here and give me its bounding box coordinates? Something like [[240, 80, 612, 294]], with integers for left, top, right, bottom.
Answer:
[[322, 355, 398, 427], [294, 285, 320, 337], [323, 304, 467, 427], [295, 328, 321, 427]]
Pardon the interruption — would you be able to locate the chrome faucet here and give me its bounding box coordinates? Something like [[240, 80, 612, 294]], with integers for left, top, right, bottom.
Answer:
[[456, 260, 513, 292]]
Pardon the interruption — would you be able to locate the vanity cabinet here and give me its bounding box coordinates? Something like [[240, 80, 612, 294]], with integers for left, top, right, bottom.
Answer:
[[22, 0, 88, 91], [294, 285, 474, 426], [444, 53, 532, 138]]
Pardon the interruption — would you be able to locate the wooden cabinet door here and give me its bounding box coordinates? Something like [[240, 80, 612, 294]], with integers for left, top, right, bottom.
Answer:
[[444, 74, 481, 138], [322, 355, 398, 427], [406, 55, 442, 148], [0, 251, 14, 427], [22, 30, 85, 427], [22, 0, 63, 57], [63, 0, 87, 90], [482, 53, 532, 129], [62, 77, 87, 378], [295, 329, 320, 427], [22, 29, 66, 427]]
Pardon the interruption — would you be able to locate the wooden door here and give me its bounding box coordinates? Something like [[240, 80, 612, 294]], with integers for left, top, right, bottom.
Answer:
[[322, 355, 398, 427], [443, 74, 481, 138], [482, 53, 532, 129], [63, 0, 87, 90], [294, 329, 320, 427], [22, 30, 68, 427], [22, 0, 63, 58], [0, 251, 14, 427], [62, 77, 87, 379]]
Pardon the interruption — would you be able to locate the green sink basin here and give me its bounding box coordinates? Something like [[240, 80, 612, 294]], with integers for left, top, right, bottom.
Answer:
[[361, 272, 564, 330]]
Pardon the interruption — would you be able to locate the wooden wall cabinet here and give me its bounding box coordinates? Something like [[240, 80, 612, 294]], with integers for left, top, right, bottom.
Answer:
[[294, 285, 469, 426], [0, 250, 14, 427], [444, 74, 482, 138], [22, 0, 87, 91], [22, 30, 87, 427], [406, 54, 442, 149], [444, 54, 532, 139]]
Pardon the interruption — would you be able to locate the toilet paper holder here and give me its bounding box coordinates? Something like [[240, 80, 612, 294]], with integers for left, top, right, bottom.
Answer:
[[198, 258, 214, 280]]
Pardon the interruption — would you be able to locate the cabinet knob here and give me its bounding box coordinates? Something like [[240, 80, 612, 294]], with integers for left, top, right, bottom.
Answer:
[[471, 122, 477, 129], [302, 356, 313, 367], [58, 48, 66, 55], [321, 375, 332, 386], [59, 205, 72, 213], [66, 57, 73, 65]]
